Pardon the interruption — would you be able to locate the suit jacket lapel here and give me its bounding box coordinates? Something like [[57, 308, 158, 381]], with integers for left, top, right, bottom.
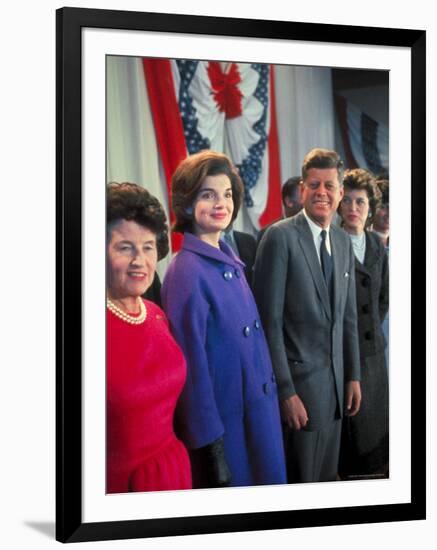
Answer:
[[296, 215, 332, 319]]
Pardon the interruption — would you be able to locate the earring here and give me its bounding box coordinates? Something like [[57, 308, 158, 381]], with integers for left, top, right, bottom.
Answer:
[[185, 206, 193, 215]]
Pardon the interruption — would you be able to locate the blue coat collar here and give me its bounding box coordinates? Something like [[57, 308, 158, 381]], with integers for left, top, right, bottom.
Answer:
[[182, 232, 245, 269]]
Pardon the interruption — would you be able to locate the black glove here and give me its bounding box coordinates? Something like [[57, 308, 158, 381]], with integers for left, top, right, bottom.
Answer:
[[201, 437, 232, 488]]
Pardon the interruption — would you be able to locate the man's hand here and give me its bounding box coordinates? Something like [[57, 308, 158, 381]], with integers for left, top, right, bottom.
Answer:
[[280, 394, 309, 430], [345, 380, 361, 416]]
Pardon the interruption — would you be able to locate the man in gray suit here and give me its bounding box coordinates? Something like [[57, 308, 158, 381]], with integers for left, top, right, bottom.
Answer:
[[254, 148, 361, 483]]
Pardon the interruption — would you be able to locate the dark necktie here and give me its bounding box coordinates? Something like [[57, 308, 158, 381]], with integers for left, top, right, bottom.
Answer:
[[320, 229, 333, 291]]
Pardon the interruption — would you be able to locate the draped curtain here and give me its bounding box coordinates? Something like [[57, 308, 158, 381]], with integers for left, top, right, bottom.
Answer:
[[274, 65, 336, 182], [106, 56, 171, 277]]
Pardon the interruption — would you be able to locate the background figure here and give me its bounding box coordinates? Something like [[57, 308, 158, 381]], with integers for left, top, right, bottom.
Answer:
[[162, 151, 286, 489], [337, 169, 389, 479], [221, 228, 257, 288], [282, 175, 305, 218], [257, 176, 303, 244], [372, 179, 390, 247], [143, 272, 162, 306], [372, 179, 390, 368], [106, 182, 191, 493], [254, 148, 361, 483]]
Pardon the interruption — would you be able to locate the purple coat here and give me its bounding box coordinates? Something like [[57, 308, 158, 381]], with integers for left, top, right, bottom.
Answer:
[[161, 233, 286, 487]]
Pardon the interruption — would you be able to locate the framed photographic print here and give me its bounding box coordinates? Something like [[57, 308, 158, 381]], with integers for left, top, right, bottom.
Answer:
[[56, 6, 426, 543]]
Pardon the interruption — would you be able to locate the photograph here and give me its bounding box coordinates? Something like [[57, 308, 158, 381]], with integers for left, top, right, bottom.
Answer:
[[105, 56, 391, 497], [55, 6, 425, 542], [1, 0, 433, 549]]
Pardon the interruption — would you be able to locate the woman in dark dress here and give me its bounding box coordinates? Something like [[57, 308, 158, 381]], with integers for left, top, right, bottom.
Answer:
[[337, 169, 389, 479]]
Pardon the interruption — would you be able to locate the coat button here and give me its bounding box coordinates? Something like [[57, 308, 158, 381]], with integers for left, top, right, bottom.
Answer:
[[362, 304, 370, 314], [235, 269, 241, 278], [243, 326, 250, 337], [223, 271, 233, 281], [254, 320, 260, 329], [364, 330, 373, 340], [263, 383, 270, 394], [361, 276, 370, 288]]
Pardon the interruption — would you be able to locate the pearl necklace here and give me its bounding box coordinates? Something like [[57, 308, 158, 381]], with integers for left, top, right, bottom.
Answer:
[[106, 297, 147, 325]]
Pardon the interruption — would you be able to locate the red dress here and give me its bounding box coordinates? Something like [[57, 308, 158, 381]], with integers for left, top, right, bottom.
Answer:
[[107, 299, 192, 493]]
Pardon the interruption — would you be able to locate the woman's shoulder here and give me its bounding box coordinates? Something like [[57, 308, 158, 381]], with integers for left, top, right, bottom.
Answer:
[[166, 248, 209, 281], [366, 230, 387, 255], [170, 246, 198, 264], [142, 298, 167, 320], [162, 252, 212, 309]]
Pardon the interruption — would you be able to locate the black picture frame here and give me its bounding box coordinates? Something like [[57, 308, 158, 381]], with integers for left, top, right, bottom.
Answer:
[[56, 6, 426, 543]]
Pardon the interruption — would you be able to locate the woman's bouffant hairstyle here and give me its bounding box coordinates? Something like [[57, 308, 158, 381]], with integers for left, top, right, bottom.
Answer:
[[302, 148, 345, 184], [340, 168, 382, 228], [171, 150, 244, 234], [107, 182, 169, 260]]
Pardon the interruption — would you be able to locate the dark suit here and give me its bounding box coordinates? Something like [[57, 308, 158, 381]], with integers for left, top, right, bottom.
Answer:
[[253, 210, 360, 482], [233, 230, 257, 288]]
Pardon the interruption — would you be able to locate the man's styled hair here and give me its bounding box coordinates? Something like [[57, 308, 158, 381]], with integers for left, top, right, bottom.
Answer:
[[301, 148, 345, 185]]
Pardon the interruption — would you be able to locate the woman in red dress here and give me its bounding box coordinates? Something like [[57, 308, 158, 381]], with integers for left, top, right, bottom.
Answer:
[[106, 182, 192, 493]]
